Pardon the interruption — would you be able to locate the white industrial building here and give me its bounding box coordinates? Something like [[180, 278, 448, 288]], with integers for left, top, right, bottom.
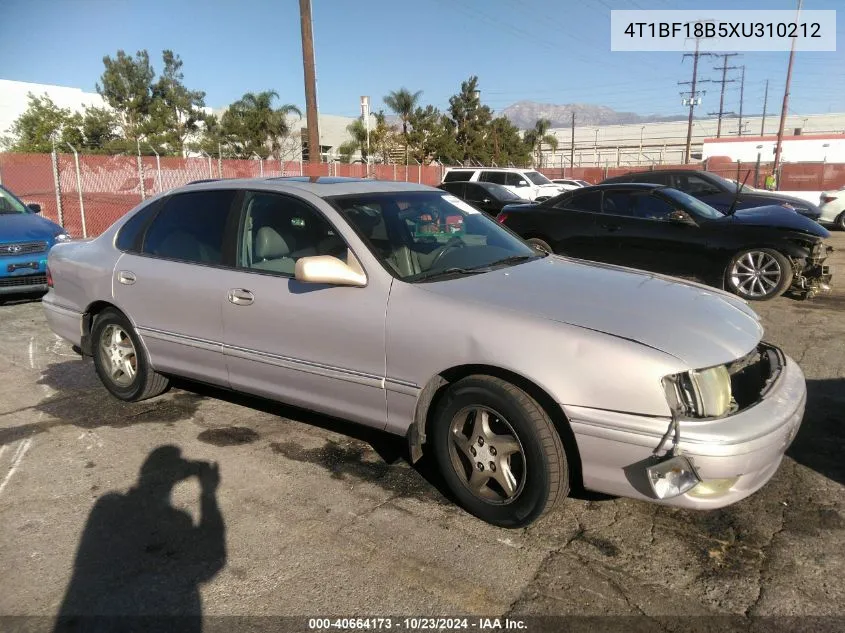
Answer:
[[542, 113, 845, 167]]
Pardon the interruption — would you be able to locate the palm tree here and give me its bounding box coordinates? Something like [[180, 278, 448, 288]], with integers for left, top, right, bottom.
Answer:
[[383, 88, 422, 165], [524, 118, 559, 168], [337, 118, 369, 163], [221, 90, 301, 158]]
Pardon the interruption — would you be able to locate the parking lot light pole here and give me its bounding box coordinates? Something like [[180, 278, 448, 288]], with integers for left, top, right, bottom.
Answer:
[[147, 144, 162, 194]]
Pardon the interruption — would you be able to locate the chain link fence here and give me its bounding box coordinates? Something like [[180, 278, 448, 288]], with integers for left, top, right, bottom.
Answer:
[[1, 152, 842, 238]]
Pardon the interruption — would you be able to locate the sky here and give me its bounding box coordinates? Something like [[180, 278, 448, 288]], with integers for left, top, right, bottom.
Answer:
[[1, 0, 843, 121]]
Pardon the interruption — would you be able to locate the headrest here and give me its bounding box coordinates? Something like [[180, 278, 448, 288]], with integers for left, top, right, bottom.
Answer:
[[255, 226, 291, 260]]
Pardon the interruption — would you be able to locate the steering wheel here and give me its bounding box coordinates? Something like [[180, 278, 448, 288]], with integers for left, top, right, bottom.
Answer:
[[429, 236, 466, 268]]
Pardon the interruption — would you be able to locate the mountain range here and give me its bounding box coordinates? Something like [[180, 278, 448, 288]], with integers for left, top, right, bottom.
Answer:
[[500, 101, 689, 129]]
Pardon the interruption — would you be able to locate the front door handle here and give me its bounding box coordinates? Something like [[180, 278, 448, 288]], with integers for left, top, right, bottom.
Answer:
[[227, 288, 254, 306], [600, 223, 621, 232], [117, 270, 136, 285]]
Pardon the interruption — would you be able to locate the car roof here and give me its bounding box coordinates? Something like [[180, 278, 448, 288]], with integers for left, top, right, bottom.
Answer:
[[174, 176, 435, 197], [443, 167, 535, 173], [578, 183, 663, 191]]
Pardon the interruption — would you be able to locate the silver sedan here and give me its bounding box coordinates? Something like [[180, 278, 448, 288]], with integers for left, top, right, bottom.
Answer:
[[42, 177, 806, 527]]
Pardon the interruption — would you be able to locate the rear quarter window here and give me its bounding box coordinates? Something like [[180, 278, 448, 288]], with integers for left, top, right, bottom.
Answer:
[[115, 199, 164, 252], [443, 170, 473, 182]]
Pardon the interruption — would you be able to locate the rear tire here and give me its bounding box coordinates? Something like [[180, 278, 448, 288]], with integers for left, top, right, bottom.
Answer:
[[725, 248, 793, 301], [91, 308, 170, 402], [836, 212, 845, 231], [526, 237, 553, 254], [430, 375, 568, 528]]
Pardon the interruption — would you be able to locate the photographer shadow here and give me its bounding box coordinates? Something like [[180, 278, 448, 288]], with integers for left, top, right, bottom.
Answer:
[[54, 445, 226, 633]]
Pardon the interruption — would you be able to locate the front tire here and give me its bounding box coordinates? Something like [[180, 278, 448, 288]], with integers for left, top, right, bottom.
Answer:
[[725, 248, 793, 301], [430, 375, 568, 528], [836, 212, 845, 231], [91, 308, 170, 402]]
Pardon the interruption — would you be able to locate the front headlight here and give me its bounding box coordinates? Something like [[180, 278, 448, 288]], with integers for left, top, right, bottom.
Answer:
[[664, 365, 733, 418], [54, 233, 71, 242]]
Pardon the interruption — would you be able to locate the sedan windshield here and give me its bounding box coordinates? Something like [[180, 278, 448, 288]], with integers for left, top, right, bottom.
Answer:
[[659, 187, 724, 219], [331, 191, 541, 282], [0, 186, 30, 215], [525, 171, 552, 185], [486, 184, 522, 201]]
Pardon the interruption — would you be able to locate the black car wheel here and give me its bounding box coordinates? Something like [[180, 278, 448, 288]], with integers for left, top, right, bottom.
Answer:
[[92, 308, 170, 401], [526, 238, 553, 254], [836, 212, 845, 231], [431, 375, 569, 528], [725, 248, 793, 301]]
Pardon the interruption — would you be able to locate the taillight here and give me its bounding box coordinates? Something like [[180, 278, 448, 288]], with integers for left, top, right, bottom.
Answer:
[[46, 266, 53, 288], [820, 195, 837, 204], [497, 212, 509, 224]]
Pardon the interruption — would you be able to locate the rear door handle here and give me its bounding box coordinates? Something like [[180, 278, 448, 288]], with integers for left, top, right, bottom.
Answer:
[[117, 270, 136, 285], [227, 288, 254, 306], [600, 223, 621, 232]]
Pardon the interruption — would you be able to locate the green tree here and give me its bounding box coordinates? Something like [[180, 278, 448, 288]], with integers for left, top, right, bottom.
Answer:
[[220, 91, 301, 158], [79, 107, 122, 154], [487, 116, 532, 166], [96, 50, 155, 144], [7, 94, 76, 152], [448, 76, 493, 165], [150, 50, 206, 156], [523, 118, 558, 167], [383, 87, 422, 164]]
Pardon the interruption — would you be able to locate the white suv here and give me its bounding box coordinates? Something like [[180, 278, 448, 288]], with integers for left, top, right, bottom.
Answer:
[[441, 168, 566, 201]]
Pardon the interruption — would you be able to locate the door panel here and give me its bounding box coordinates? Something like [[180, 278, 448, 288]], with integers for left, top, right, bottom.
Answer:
[[220, 191, 390, 428], [113, 254, 229, 385]]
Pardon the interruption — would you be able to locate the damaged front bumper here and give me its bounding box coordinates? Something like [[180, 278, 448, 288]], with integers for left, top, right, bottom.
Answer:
[[564, 345, 806, 509], [790, 244, 833, 298]]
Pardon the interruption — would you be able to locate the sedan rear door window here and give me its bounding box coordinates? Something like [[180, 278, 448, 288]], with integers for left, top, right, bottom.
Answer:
[[558, 190, 602, 213], [141, 190, 236, 265]]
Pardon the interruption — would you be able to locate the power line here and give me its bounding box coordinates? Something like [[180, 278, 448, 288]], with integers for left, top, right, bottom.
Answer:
[[707, 53, 739, 138]]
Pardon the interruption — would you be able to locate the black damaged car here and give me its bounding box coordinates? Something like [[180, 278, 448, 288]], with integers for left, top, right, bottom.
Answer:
[[497, 183, 833, 301]]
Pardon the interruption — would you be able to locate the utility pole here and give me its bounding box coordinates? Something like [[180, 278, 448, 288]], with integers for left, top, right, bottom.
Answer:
[[760, 79, 769, 135], [774, 0, 803, 173], [569, 111, 575, 173], [679, 38, 711, 164], [299, 0, 320, 163], [708, 53, 739, 138], [737, 65, 746, 136]]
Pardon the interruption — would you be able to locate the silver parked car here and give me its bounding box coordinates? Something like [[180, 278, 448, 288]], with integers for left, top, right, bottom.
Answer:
[[43, 177, 806, 527]]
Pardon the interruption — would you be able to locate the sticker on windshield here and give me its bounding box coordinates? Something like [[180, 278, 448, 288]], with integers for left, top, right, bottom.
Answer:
[[442, 195, 480, 214]]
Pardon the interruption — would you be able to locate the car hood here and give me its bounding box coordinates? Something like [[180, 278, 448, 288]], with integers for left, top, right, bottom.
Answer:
[[740, 190, 821, 210], [421, 256, 763, 368], [718, 205, 830, 237], [0, 212, 61, 242]]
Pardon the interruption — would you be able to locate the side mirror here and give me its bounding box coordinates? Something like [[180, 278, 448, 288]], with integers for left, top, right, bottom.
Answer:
[[516, 180, 529, 187], [294, 255, 367, 287], [27, 203, 41, 214], [667, 209, 695, 224]]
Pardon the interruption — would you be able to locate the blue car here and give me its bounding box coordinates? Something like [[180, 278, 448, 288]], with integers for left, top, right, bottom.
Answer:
[[0, 184, 71, 296]]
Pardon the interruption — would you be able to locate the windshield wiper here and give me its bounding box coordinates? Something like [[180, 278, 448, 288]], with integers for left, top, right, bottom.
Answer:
[[486, 254, 542, 267], [414, 267, 489, 281]]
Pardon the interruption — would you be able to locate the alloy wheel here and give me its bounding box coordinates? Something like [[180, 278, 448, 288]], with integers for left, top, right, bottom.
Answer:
[[99, 324, 138, 387], [729, 251, 783, 298], [447, 406, 526, 503]]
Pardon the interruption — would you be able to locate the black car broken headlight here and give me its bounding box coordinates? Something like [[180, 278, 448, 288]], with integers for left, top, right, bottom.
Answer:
[[663, 365, 734, 418]]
